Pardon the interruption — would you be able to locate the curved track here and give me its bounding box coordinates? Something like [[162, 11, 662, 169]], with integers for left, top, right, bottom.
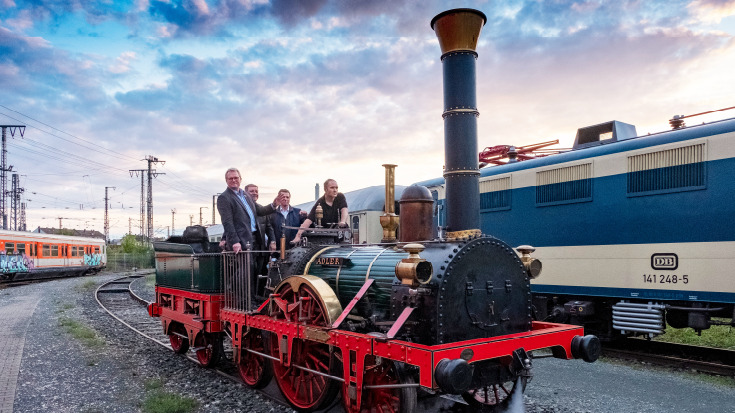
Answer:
[[94, 275, 167, 344], [94, 275, 239, 370], [93, 275, 337, 411]]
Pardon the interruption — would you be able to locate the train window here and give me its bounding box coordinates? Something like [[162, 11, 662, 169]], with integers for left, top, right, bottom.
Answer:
[[17, 244, 25, 255], [31, 244, 36, 256], [5, 242, 14, 254], [42, 244, 50, 256], [351, 216, 360, 244], [51, 245, 59, 257]]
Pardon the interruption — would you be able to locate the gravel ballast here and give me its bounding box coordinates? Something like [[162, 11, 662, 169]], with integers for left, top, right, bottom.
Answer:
[[5, 271, 735, 413]]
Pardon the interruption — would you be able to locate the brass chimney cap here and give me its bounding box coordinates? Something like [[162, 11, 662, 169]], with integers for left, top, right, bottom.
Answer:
[[431, 8, 487, 54]]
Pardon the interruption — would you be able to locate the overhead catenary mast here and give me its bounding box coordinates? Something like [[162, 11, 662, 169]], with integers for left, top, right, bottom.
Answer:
[[104, 186, 116, 243], [1, 125, 25, 230], [129, 169, 146, 239], [145, 156, 165, 241]]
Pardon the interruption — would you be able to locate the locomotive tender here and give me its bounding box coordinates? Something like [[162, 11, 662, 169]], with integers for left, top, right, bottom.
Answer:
[[420, 109, 735, 340], [149, 8, 599, 412]]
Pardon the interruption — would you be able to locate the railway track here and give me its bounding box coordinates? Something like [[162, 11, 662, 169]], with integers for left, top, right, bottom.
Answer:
[[602, 338, 735, 377], [94, 274, 243, 376], [94, 274, 171, 349], [93, 274, 344, 412]]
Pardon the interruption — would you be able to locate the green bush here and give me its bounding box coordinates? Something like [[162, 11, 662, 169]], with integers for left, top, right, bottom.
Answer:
[[119, 234, 152, 254]]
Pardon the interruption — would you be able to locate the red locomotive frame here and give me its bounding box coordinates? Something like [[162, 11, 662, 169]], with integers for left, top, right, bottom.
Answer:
[[222, 275, 591, 413]]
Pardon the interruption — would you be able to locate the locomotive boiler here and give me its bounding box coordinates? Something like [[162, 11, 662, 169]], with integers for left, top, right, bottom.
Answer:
[[150, 8, 600, 413], [271, 215, 535, 346]]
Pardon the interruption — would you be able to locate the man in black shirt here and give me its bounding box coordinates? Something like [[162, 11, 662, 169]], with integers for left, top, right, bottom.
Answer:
[[292, 179, 348, 245]]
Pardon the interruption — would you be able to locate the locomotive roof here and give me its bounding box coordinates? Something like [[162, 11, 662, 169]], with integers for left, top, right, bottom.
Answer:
[[416, 117, 735, 187]]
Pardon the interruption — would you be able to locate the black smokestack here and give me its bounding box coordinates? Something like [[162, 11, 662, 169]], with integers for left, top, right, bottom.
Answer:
[[431, 8, 486, 236]]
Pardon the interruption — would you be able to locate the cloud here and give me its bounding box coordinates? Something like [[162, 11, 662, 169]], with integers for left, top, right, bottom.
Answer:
[[687, 0, 735, 24], [109, 51, 138, 74], [3, 0, 735, 237]]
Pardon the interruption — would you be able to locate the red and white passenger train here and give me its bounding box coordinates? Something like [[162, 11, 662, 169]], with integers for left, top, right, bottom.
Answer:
[[0, 229, 106, 282]]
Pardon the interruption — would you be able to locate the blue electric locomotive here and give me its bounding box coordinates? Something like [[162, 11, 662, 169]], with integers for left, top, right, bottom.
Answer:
[[418, 114, 735, 340]]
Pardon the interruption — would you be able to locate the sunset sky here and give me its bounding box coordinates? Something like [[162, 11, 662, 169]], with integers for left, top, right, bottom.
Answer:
[[2, 0, 734, 239]]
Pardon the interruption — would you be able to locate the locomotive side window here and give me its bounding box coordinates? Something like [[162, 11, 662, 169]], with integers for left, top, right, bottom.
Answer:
[[5, 242, 14, 254]]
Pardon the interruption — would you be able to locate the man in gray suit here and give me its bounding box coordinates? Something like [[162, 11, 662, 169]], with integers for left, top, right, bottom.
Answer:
[[217, 168, 281, 306], [217, 167, 279, 254]]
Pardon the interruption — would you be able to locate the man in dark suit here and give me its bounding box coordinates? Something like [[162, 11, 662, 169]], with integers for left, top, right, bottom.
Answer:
[[269, 188, 307, 249], [244, 183, 277, 276], [217, 168, 278, 254], [244, 183, 277, 253], [217, 168, 280, 306]]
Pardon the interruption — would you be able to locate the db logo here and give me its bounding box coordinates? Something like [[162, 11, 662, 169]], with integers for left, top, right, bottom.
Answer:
[[651, 253, 678, 270]]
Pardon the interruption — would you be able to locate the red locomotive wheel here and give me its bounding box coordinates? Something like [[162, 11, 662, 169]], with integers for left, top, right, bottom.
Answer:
[[462, 376, 528, 411], [270, 282, 340, 412], [194, 333, 222, 367], [342, 356, 416, 413], [239, 330, 273, 389], [168, 324, 189, 354]]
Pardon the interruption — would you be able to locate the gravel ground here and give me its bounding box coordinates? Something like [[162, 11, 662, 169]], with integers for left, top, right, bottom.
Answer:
[[11, 272, 291, 413], [6, 271, 735, 413]]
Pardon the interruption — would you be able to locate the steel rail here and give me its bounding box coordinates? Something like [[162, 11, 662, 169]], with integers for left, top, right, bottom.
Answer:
[[94, 274, 169, 348], [602, 339, 735, 377], [93, 273, 296, 409]]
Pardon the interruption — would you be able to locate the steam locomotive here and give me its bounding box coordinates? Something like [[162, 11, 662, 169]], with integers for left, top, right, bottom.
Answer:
[[148, 9, 599, 412]]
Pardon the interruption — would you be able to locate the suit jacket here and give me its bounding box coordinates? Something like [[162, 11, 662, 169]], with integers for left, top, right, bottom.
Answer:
[[269, 206, 305, 249], [257, 215, 276, 247], [217, 187, 276, 250]]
